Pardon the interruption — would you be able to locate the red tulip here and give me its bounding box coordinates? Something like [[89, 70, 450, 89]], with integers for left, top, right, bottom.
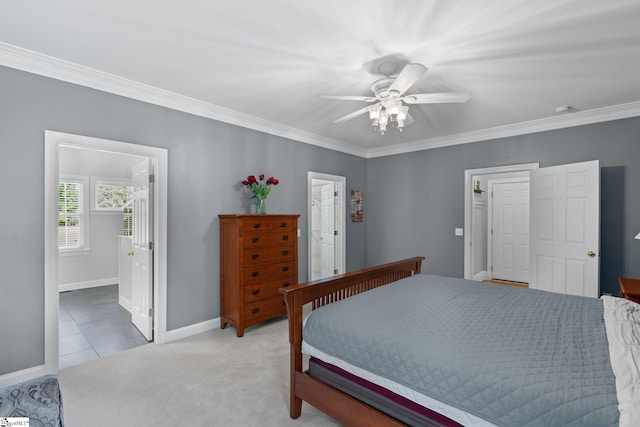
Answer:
[[241, 180, 249, 185], [248, 175, 257, 184], [273, 179, 279, 185], [259, 173, 265, 181]]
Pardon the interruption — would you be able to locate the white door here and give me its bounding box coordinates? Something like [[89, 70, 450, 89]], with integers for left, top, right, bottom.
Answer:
[[131, 159, 153, 340], [320, 182, 336, 279], [529, 160, 600, 297], [490, 180, 530, 283]]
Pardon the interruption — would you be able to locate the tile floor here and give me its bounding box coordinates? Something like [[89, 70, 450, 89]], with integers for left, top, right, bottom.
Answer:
[[59, 284, 149, 369]]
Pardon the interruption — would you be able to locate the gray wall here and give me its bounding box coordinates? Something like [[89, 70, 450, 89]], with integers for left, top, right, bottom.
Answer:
[[0, 65, 367, 375], [2, 61, 639, 377], [366, 118, 640, 296]]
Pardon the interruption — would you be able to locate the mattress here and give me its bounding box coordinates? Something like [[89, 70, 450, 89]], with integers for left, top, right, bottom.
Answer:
[[302, 274, 621, 427], [309, 357, 462, 427]]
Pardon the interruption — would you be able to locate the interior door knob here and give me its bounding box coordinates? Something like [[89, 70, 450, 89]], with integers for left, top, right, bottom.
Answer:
[[587, 251, 596, 257], [127, 251, 134, 256]]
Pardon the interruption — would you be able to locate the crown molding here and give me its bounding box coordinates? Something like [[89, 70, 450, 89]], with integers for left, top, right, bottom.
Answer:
[[365, 101, 640, 158], [0, 42, 367, 158], [2, 42, 638, 160]]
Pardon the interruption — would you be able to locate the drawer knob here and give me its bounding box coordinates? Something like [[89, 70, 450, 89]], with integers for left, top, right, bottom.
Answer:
[[280, 222, 287, 228], [251, 308, 259, 314], [282, 250, 289, 256], [251, 271, 259, 277], [282, 282, 290, 288], [282, 266, 289, 272], [252, 289, 260, 296], [253, 223, 261, 229], [282, 235, 289, 241], [252, 237, 259, 243], [251, 254, 259, 260]]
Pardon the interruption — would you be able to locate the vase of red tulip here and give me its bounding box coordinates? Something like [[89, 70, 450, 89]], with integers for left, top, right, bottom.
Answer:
[[241, 173, 279, 214]]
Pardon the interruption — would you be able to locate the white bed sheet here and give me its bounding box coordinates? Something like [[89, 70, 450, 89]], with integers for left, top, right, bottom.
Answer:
[[601, 295, 640, 427]]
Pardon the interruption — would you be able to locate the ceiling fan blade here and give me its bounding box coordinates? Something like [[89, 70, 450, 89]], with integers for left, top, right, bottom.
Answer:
[[403, 92, 472, 104], [334, 103, 378, 123], [321, 95, 378, 102], [388, 63, 428, 96]]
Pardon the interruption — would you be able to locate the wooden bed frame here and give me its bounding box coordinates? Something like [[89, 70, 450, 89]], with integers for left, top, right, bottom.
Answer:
[[280, 257, 425, 427]]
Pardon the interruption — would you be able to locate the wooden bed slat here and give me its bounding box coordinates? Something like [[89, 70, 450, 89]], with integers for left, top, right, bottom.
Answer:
[[280, 257, 425, 424]]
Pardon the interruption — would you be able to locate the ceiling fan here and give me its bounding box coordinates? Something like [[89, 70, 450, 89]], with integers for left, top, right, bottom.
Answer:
[[323, 62, 471, 135]]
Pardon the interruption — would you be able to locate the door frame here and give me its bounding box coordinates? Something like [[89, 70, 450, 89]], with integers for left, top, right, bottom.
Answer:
[[486, 177, 530, 282], [307, 171, 346, 280], [464, 163, 539, 280], [44, 130, 168, 374]]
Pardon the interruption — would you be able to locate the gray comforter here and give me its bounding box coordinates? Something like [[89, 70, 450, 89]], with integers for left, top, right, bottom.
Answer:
[[303, 274, 619, 426]]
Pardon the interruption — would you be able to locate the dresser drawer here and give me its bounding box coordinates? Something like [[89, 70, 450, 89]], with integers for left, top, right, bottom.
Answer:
[[242, 246, 295, 266], [244, 278, 295, 303], [243, 295, 287, 323], [243, 261, 296, 284], [241, 218, 272, 232], [243, 231, 295, 248], [270, 218, 297, 232]]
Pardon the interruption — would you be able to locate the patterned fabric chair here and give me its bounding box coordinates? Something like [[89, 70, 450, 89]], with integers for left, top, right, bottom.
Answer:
[[0, 375, 63, 427]]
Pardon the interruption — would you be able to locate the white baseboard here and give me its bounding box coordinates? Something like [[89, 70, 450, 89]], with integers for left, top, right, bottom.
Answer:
[[119, 295, 132, 313], [0, 364, 47, 388], [164, 318, 221, 343], [473, 271, 492, 281], [58, 277, 118, 292]]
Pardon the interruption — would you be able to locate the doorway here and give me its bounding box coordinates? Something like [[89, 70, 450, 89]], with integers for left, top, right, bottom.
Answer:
[[44, 131, 168, 374], [308, 172, 346, 281], [57, 145, 152, 368], [464, 163, 539, 281], [464, 161, 600, 298]]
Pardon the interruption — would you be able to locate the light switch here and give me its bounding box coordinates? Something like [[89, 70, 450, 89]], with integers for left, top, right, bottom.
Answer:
[[455, 228, 464, 236]]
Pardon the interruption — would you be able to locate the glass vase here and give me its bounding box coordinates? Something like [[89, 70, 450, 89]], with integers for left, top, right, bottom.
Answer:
[[256, 198, 266, 214]]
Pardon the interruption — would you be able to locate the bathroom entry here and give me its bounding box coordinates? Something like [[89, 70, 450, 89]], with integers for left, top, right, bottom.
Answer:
[[308, 172, 346, 281]]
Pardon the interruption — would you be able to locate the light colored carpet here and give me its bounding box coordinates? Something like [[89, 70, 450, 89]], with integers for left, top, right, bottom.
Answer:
[[58, 317, 340, 427]]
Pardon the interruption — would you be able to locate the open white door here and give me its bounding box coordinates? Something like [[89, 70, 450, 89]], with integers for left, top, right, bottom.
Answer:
[[320, 182, 337, 278], [308, 172, 346, 281], [529, 160, 600, 297], [131, 158, 153, 340]]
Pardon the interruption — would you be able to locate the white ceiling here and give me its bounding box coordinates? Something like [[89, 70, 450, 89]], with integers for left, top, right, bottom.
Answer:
[[2, 0, 640, 157]]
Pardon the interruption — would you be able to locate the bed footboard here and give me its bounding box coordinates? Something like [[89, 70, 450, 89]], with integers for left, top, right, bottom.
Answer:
[[280, 257, 424, 425]]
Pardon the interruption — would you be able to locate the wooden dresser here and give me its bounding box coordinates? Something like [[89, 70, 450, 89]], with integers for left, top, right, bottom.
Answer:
[[219, 214, 299, 337]]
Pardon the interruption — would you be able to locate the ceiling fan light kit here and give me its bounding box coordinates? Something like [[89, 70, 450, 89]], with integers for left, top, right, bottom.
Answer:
[[368, 101, 409, 134], [325, 62, 471, 135]]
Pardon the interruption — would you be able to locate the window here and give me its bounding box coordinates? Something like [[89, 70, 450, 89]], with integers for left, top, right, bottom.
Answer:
[[92, 179, 133, 236], [58, 174, 90, 252], [58, 180, 84, 250], [94, 181, 132, 211]]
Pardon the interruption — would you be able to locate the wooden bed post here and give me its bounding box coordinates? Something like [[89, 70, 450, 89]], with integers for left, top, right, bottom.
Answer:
[[283, 286, 303, 418]]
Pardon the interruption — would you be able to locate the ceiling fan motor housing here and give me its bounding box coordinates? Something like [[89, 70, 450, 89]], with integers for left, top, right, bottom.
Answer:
[[371, 78, 396, 99]]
